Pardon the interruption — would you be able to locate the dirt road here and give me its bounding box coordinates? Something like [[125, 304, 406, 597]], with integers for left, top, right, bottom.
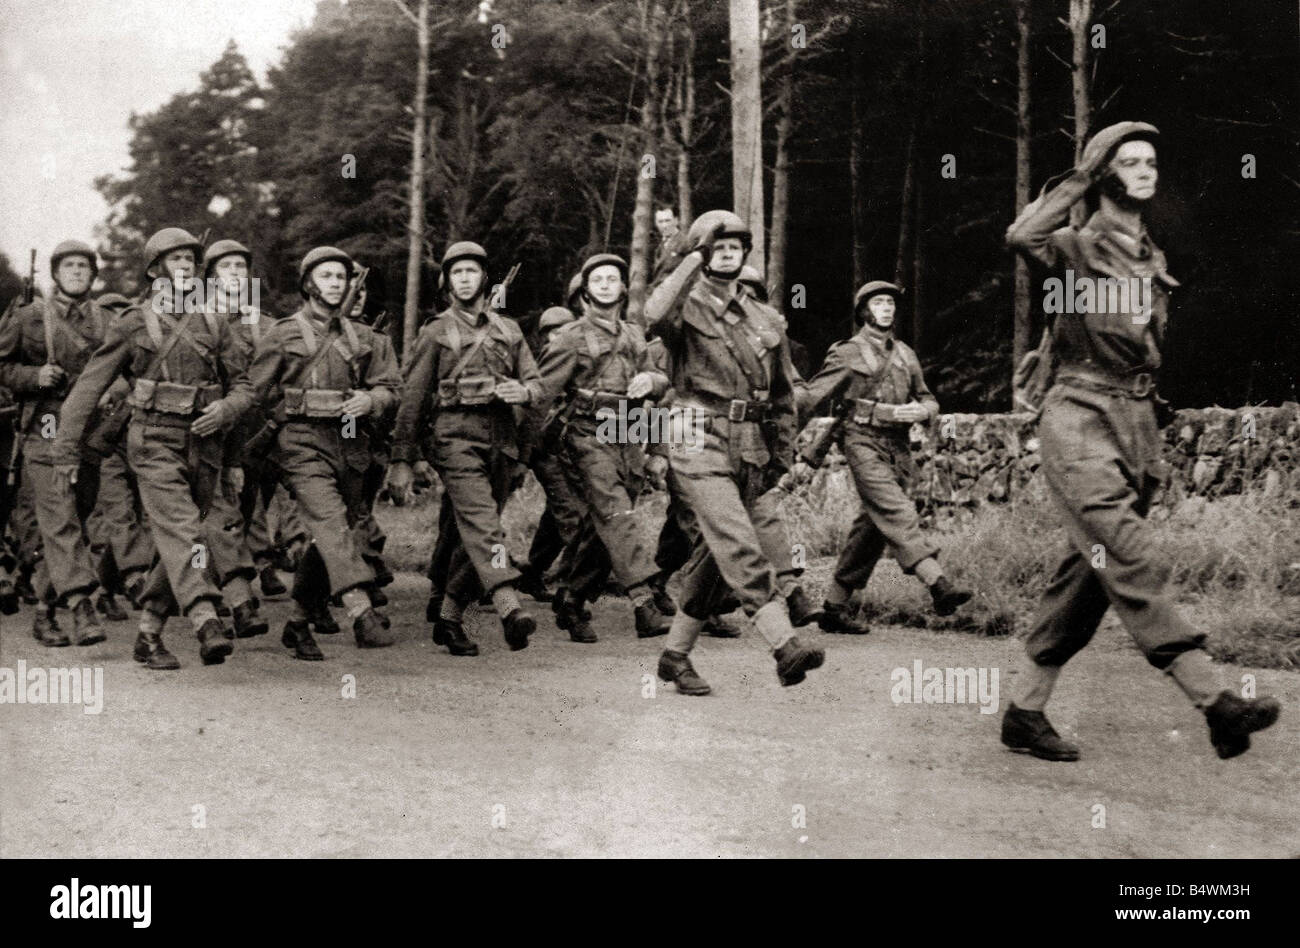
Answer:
[[3, 573, 1296, 858]]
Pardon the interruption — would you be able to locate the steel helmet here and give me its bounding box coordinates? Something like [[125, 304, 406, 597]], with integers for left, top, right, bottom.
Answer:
[[202, 239, 252, 278], [50, 240, 99, 277], [580, 252, 629, 287], [298, 246, 354, 295], [441, 241, 488, 276], [686, 210, 752, 252], [143, 227, 204, 278], [853, 280, 903, 312], [1082, 120, 1160, 171], [565, 272, 583, 309], [738, 265, 767, 302], [538, 306, 576, 333]]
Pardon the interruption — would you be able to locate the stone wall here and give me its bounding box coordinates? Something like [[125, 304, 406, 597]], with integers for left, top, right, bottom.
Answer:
[[804, 402, 1300, 514]]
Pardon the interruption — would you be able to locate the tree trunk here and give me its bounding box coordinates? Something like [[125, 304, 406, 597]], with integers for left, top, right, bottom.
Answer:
[[1012, 0, 1033, 380], [849, 21, 866, 315], [894, 10, 925, 288], [627, 0, 667, 327], [767, 0, 796, 308], [1068, 0, 1092, 227], [911, 171, 927, 352], [401, 0, 429, 363], [674, 12, 696, 224], [729, 0, 764, 275]]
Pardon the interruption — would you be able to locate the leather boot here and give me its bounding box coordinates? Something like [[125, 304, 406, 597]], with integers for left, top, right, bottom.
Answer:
[[929, 576, 973, 616], [34, 604, 69, 647], [281, 619, 324, 661], [786, 587, 823, 627], [258, 565, 288, 598], [569, 616, 598, 643], [1204, 691, 1281, 759], [657, 650, 711, 696], [72, 597, 107, 646], [702, 614, 742, 638], [435, 618, 479, 656], [308, 604, 341, 635], [634, 600, 671, 638], [232, 600, 269, 638], [502, 607, 535, 651], [650, 578, 677, 616], [0, 576, 18, 615], [818, 600, 871, 635], [1001, 703, 1080, 761], [133, 628, 180, 670], [354, 607, 396, 648], [369, 587, 389, 607], [552, 589, 581, 631], [95, 592, 129, 622], [196, 617, 233, 665], [774, 636, 825, 687]]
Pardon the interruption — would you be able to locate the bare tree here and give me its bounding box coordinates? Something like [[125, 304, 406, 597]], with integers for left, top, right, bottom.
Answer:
[[730, 0, 764, 276], [391, 0, 430, 363], [1013, 0, 1033, 374], [1067, 0, 1092, 226], [627, 0, 668, 327]]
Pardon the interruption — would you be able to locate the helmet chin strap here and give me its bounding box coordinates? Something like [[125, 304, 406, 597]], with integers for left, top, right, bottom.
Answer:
[[1099, 169, 1151, 211]]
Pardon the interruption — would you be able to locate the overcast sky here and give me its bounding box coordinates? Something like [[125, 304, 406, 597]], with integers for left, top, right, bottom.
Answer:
[[0, 0, 319, 282]]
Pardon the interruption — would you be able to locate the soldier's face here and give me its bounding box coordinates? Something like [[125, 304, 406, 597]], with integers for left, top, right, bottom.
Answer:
[[449, 260, 484, 302], [709, 237, 745, 276], [213, 255, 248, 294], [162, 249, 195, 282], [311, 261, 348, 306], [350, 285, 368, 317], [1107, 140, 1158, 201], [866, 294, 895, 328], [655, 210, 678, 239], [55, 256, 93, 296], [585, 264, 624, 306]]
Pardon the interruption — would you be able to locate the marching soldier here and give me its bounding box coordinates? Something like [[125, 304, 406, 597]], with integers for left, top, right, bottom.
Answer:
[[645, 210, 825, 694], [243, 246, 400, 658], [196, 238, 271, 638], [387, 241, 542, 656], [514, 304, 588, 604], [1004, 120, 1280, 760], [535, 253, 674, 642], [53, 227, 257, 669], [0, 240, 112, 646], [795, 280, 971, 634]]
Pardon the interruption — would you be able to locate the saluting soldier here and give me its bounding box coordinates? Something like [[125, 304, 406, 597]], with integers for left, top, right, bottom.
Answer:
[[387, 241, 543, 656], [1004, 120, 1280, 760], [53, 227, 257, 669], [534, 253, 674, 642], [243, 246, 400, 659], [795, 280, 971, 634], [645, 210, 825, 695], [0, 240, 112, 647]]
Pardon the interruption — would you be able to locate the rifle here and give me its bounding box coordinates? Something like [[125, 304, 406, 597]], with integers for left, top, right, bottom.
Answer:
[[1, 251, 38, 485], [242, 267, 370, 456], [492, 262, 521, 312], [800, 402, 852, 469], [23, 249, 35, 304]]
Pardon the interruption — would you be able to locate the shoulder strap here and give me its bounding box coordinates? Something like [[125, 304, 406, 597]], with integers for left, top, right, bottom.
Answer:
[[445, 319, 493, 385], [700, 302, 768, 393], [139, 310, 194, 383], [581, 321, 629, 391], [293, 311, 345, 388]]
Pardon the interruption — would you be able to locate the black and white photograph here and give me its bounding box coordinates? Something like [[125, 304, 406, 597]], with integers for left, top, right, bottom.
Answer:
[[0, 0, 1296, 906]]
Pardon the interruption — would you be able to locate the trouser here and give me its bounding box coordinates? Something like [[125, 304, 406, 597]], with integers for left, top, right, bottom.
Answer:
[[276, 423, 375, 599], [14, 467, 43, 578], [1025, 385, 1204, 669], [24, 439, 101, 604], [556, 420, 656, 602], [653, 479, 696, 577], [87, 445, 155, 581], [431, 410, 520, 602], [667, 417, 795, 620], [200, 469, 256, 587], [525, 442, 586, 579], [126, 420, 227, 616], [832, 427, 937, 591]]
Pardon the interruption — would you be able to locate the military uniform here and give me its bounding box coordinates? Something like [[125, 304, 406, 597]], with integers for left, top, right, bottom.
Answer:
[[244, 303, 401, 645], [798, 325, 939, 589], [54, 295, 256, 660], [534, 296, 669, 637], [0, 290, 112, 641], [391, 296, 544, 650], [645, 213, 823, 691], [1002, 121, 1279, 760]]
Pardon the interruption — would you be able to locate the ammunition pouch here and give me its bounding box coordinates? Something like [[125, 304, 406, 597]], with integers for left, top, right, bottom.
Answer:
[[437, 373, 496, 407], [852, 398, 908, 427], [283, 387, 349, 418], [570, 388, 627, 417], [129, 379, 220, 416]]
